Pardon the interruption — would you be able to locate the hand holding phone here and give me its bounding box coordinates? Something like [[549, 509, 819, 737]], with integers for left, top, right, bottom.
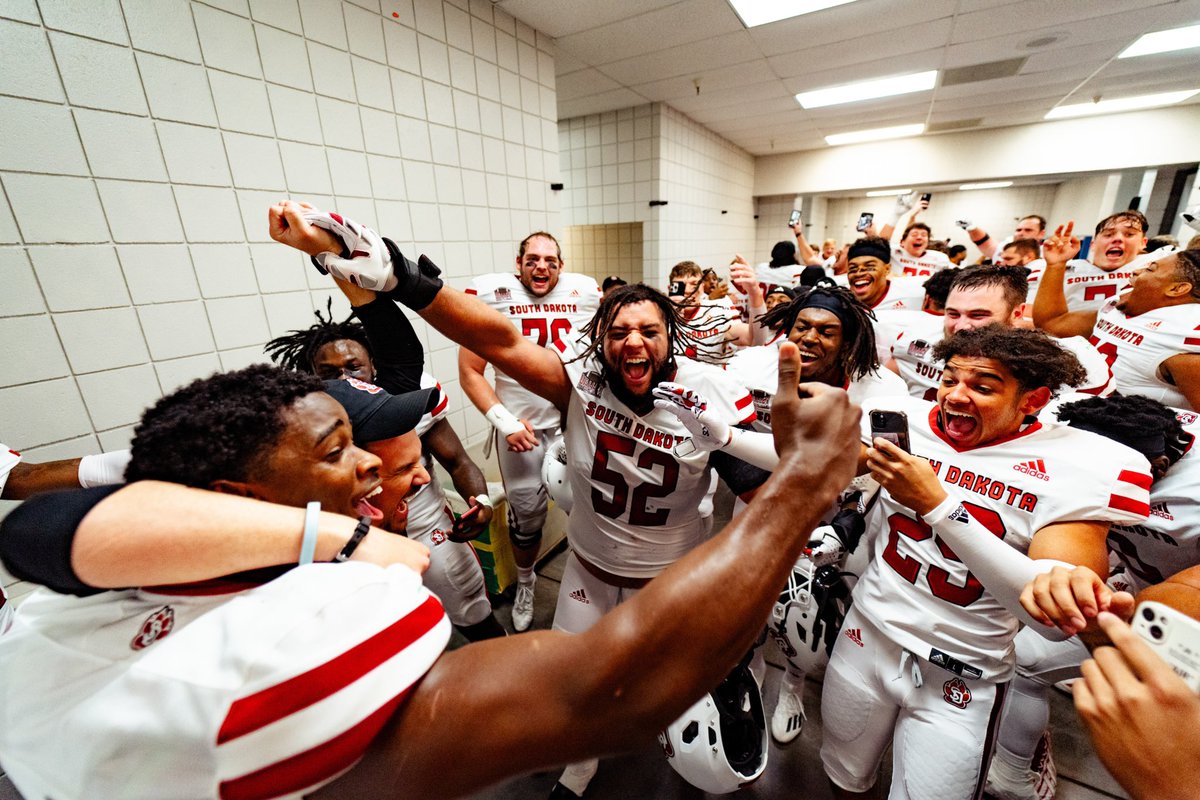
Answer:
[[856, 212, 874, 232], [1133, 601, 1200, 692], [788, 209, 802, 228], [920, 192, 932, 205], [869, 410, 910, 453], [450, 502, 486, 542], [668, 280, 686, 298]]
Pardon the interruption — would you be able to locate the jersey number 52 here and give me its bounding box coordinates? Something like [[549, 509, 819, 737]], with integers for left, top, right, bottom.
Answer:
[[590, 432, 680, 526]]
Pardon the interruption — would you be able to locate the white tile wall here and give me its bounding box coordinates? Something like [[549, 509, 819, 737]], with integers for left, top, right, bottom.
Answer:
[[0, 0, 560, 484]]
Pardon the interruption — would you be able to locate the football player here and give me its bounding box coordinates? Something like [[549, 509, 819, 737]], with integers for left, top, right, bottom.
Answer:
[[1033, 229, 1200, 410], [879, 195, 952, 278], [0, 345, 863, 800], [838, 237, 926, 313], [457, 231, 599, 632]]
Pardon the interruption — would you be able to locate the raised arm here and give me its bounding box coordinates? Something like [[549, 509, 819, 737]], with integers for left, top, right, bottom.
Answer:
[[458, 348, 540, 452], [318, 343, 863, 799], [791, 222, 823, 266], [957, 217, 999, 260], [728, 256, 767, 346], [269, 201, 571, 414], [1031, 222, 1099, 337]]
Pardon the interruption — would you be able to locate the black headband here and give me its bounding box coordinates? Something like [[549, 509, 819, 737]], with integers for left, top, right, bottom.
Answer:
[[848, 239, 890, 264], [798, 290, 856, 332]]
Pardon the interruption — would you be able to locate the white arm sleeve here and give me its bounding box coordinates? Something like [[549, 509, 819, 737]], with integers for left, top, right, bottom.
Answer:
[[922, 496, 1071, 641], [78, 450, 131, 487], [722, 427, 780, 472]]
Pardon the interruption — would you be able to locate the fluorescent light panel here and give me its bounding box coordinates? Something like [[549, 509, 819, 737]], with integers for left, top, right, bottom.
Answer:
[[959, 181, 1013, 191], [728, 0, 859, 28], [797, 70, 938, 109], [866, 188, 912, 197], [825, 123, 925, 146], [1119, 24, 1200, 58], [1045, 89, 1199, 119]]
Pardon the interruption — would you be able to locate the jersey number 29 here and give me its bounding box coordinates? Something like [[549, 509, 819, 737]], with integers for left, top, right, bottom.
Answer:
[[883, 503, 1006, 606]]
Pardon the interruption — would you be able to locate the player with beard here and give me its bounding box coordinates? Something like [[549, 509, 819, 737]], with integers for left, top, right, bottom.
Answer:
[[1033, 228, 1200, 411], [268, 204, 760, 799], [1025, 211, 1172, 311], [838, 236, 926, 313], [458, 232, 599, 631]]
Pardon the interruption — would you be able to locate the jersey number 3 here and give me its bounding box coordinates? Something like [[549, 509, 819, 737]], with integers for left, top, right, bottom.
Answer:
[[883, 503, 1006, 606], [591, 432, 680, 526]]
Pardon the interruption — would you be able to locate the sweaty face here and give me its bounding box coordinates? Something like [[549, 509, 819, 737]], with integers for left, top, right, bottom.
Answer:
[[246, 392, 384, 520], [517, 235, 562, 297], [1014, 218, 1044, 241], [1118, 255, 1181, 316], [846, 256, 891, 306], [902, 227, 928, 257], [936, 357, 1045, 448], [363, 433, 430, 533], [943, 287, 1020, 335], [312, 339, 375, 383], [602, 300, 672, 401], [787, 307, 844, 385], [1092, 220, 1146, 270]]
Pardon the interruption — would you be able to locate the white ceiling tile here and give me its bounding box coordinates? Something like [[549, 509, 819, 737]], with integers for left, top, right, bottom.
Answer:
[[555, 68, 624, 100], [553, 0, 743, 66], [769, 17, 954, 79], [495, 0, 682, 39], [558, 87, 652, 119], [747, 0, 956, 55], [951, 0, 1178, 44]]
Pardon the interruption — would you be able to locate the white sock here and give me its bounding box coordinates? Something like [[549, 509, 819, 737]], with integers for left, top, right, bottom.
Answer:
[[517, 566, 535, 584]]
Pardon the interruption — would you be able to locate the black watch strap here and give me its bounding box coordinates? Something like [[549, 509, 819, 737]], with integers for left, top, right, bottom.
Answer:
[[334, 516, 372, 562]]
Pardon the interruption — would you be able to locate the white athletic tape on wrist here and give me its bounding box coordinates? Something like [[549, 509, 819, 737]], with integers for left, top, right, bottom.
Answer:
[[78, 450, 131, 488], [485, 404, 527, 438], [723, 427, 780, 472], [922, 496, 1072, 640]]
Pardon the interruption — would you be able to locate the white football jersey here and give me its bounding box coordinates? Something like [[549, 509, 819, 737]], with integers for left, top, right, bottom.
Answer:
[[891, 246, 951, 278], [0, 563, 449, 800], [466, 272, 600, 428], [725, 339, 906, 432], [876, 308, 944, 384], [1090, 300, 1200, 411], [1023, 250, 1176, 313], [854, 395, 1151, 680], [405, 373, 456, 540], [552, 336, 756, 578], [1107, 411, 1200, 593], [680, 302, 739, 363], [891, 324, 1113, 401]]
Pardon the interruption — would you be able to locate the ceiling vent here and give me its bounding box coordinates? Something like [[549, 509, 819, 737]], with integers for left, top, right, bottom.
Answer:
[[940, 57, 1027, 87], [927, 118, 983, 133]]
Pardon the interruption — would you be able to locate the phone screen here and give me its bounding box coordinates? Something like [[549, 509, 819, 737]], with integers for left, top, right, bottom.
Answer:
[[870, 410, 911, 453], [856, 212, 874, 232], [920, 192, 932, 204], [788, 209, 802, 226], [668, 281, 686, 297]]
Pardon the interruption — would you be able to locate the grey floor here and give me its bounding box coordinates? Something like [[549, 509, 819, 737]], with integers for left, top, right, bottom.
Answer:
[[463, 485, 1130, 800]]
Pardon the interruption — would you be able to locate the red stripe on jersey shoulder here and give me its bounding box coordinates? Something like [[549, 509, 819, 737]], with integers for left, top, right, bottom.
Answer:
[[1117, 469, 1153, 491], [217, 594, 444, 745], [464, 288, 478, 295], [1109, 494, 1150, 517], [218, 689, 410, 800], [735, 393, 753, 410], [1185, 337, 1200, 346]]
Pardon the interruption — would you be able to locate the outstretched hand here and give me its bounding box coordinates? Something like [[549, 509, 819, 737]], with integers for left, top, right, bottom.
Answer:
[[1042, 221, 1080, 266], [268, 200, 339, 256], [653, 382, 732, 456], [771, 342, 860, 493]]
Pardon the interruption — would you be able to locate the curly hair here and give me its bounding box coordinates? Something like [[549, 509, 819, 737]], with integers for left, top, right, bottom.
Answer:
[[1172, 248, 1200, 300], [922, 268, 960, 309], [573, 283, 695, 370], [949, 264, 1030, 312], [1056, 395, 1191, 467], [263, 299, 373, 373], [932, 325, 1087, 396], [758, 285, 880, 381], [126, 365, 323, 488]]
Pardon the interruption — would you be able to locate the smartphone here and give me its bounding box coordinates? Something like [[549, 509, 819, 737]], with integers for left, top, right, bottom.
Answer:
[[856, 212, 874, 232], [451, 503, 484, 538], [920, 192, 932, 204], [668, 280, 686, 297], [788, 209, 802, 226], [1133, 601, 1200, 692], [870, 409, 910, 453]]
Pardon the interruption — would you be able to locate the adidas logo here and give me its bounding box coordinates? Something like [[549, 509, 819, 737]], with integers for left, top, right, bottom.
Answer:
[[844, 628, 863, 647], [1151, 502, 1174, 521], [1013, 459, 1050, 481], [569, 588, 590, 604], [569, 289, 580, 297]]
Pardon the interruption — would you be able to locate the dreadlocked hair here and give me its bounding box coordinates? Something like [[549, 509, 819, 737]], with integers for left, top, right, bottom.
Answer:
[[126, 365, 324, 488], [933, 325, 1086, 396], [573, 282, 697, 367], [1056, 395, 1191, 466], [263, 298, 373, 374], [757, 284, 880, 381]]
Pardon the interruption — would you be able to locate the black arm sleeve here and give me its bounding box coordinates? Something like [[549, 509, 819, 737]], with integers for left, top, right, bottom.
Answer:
[[709, 424, 774, 497], [352, 295, 425, 394], [0, 484, 122, 596]]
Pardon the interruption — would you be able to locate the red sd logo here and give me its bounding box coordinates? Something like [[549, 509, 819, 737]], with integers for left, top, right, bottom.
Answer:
[[943, 678, 972, 709], [131, 605, 175, 651]]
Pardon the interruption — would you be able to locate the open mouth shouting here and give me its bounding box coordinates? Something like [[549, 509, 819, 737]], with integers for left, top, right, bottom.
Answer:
[[355, 483, 385, 522], [1098, 241, 1127, 266], [849, 274, 876, 300], [529, 272, 552, 294], [941, 408, 978, 444]]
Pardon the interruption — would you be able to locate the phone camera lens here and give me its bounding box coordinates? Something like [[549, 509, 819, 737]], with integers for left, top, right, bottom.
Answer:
[[1150, 625, 1164, 640], [1142, 607, 1155, 621]]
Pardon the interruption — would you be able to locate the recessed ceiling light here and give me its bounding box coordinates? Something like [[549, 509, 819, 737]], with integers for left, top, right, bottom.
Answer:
[[1119, 24, 1200, 58], [959, 181, 1013, 191], [797, 70, 938, 109], [728, 0, 860, 28], [825, 123, 925, 146], [1045, 89, 1199, 119], [866, 188, 913, 197]]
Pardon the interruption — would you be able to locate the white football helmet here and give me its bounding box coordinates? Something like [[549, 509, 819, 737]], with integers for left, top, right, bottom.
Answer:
[[540, 434, 572, 514], [768, 525, 854, 674], [659, 661, 768, 794], [303, 210, 397, 292]]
